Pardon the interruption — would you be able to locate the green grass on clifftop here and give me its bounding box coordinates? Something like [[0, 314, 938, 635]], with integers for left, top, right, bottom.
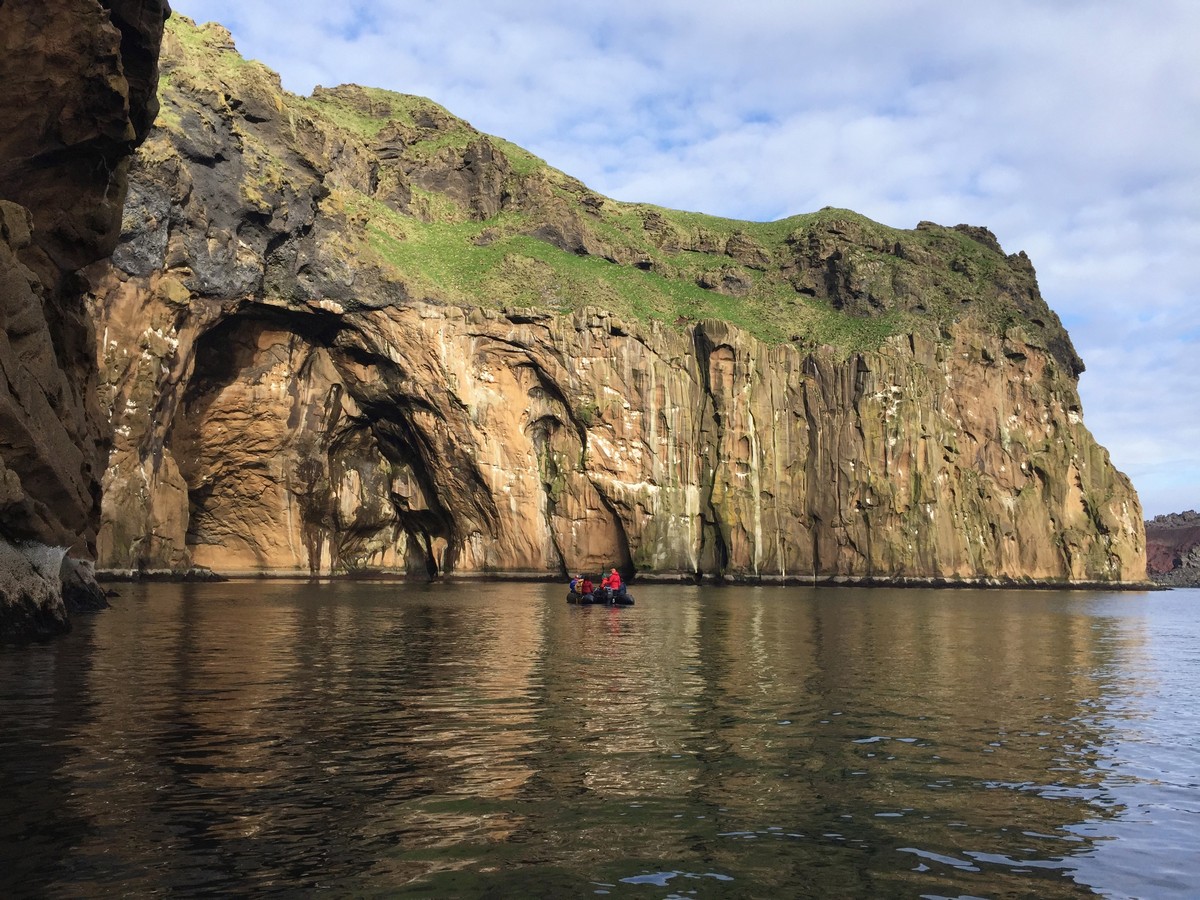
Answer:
[[155, 15, 1069, 361]]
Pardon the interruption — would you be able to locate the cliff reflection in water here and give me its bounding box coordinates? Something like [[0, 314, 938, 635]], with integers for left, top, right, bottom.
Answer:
[[0, 581, 1162, 897], [32, 584, 551, 891], [529, 586, 1141, 897]]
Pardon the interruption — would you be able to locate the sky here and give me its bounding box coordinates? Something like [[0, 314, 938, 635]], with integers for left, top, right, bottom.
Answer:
[[168, 0, 1199, 518]]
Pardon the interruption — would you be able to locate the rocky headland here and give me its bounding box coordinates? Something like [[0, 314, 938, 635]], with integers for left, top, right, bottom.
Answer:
[[0, 0, 170, 641], [1, 11, 1149, 642], [1146, 511, 1200, 586], [80, 16, 1146, 588]]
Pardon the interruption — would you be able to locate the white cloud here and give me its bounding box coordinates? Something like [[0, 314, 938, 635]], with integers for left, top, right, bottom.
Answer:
[[169, 0, 1200, 516]]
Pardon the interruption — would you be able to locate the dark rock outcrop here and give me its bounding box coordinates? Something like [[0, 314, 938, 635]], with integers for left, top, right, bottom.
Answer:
[[0, 0, 169, 641], [1146, 511, 1200, 586]]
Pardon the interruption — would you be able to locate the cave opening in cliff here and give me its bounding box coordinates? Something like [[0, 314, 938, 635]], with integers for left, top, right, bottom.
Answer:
[[365, 412, 491, 580], [172, 304, 509, 579], [171, 310, 354, 574]]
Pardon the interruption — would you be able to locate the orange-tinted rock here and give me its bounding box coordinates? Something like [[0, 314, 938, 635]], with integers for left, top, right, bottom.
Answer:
[[89, 285, 1146, 584], [85, 16, 1145, 587]]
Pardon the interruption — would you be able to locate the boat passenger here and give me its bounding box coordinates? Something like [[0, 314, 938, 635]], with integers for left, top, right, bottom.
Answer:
[[580, 576, 595, 599], [607, 568, 623, 595]]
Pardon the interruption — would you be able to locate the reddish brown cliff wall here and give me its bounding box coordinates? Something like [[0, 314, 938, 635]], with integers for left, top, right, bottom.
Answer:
[[0, 0, 169, 641]]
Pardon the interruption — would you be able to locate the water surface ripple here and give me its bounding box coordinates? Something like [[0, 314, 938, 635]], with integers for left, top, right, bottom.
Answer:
[[2, 582, 1197, 897]]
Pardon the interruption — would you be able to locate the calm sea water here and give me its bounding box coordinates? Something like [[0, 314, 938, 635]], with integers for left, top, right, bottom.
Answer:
[[2, 582, 1198, 898]]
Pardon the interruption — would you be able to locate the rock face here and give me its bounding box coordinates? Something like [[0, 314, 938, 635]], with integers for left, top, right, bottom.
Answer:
[[0, 0, 169, 641], [85, 17, 1146, 586], [1145, 511, 1200, 586]]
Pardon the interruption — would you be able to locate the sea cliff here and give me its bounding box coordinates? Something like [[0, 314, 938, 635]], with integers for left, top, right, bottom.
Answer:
[[0, 0, 169, 640], [1146, 511, 1200, 586], [81, 17, 1146, 586]]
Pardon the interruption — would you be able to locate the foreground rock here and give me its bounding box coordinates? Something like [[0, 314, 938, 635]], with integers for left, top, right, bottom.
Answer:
[[85, 17, 1146, 586], [1146, 511, 1200, 587], [0, 1, 169, 641]]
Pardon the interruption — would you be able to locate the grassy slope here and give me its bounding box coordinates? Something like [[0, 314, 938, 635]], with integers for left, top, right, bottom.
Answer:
[[158, 16, 1046, 357]]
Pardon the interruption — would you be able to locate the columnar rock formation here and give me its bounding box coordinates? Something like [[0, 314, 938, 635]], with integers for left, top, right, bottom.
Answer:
[[0, 0, 169, 640], [83, 17, 1146, 586]]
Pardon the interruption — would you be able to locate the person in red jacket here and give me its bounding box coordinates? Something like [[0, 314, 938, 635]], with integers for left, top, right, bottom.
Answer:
[[606, 568, 622, 593], [598, 571, 614, 601], [579, 576, 595, 598]]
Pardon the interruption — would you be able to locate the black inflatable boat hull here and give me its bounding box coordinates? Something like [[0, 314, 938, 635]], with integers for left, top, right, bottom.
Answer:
[[566, 593, 634, 606]]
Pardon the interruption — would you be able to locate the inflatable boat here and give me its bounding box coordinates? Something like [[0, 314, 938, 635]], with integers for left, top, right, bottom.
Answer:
[[566, 590, 634, 606]]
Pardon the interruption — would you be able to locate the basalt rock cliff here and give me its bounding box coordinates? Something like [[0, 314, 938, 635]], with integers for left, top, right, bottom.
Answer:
[[84, 17, 1146, 585], [0, 0, 169, 641]]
